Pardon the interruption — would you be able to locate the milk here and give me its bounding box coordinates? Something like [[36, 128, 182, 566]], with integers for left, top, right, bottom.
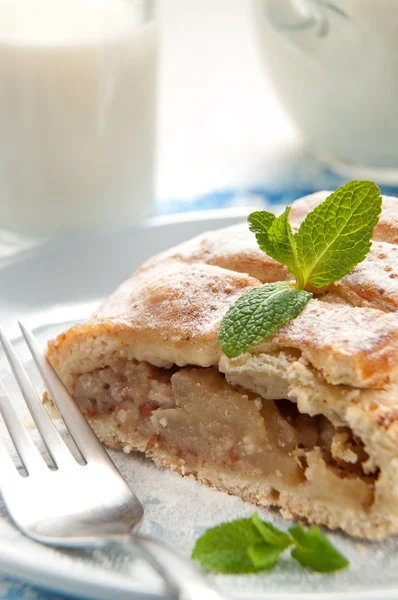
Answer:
[[253, 0, 398, 177], [0, 0, 157, 235]]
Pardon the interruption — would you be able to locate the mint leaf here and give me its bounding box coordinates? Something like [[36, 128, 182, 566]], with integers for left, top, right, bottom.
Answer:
[[248, 208, 302, 284], [251, 513, 292, 549], [247, 544, 283, 570], [191, 518, 271, 574], [248, 210, 276, 251], [192, 516, 290, 574], [295, 180, 381, 288], [219, 282, 312, 358], [289, 525, 349, 573], [267, 207, 303, 285]]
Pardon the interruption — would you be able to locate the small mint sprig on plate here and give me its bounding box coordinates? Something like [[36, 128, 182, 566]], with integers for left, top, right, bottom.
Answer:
[[192, 514, 349, 575], [219, 180, 382, 358]]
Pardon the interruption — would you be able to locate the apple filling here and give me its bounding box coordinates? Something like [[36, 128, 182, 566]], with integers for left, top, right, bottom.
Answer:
[[73, 359, 377, 511]]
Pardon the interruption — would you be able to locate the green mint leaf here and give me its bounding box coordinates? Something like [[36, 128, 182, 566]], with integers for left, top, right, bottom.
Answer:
[[219, 282, 312, 358], [248, 208, 302, 283], [251, 513, 292, 549], [248, 210, 276, 250], [247, 544, 283, 570], [266, 208, 303, 284], [289, 525, 349, 573], [191, 518, 271, 574], [295, 180, 382, 288]]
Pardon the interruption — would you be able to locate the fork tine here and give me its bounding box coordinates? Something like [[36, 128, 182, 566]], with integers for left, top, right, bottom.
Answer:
[[0, 378, 47, 474], [0, 329, 75, 469], [19, 322, 111, 464]]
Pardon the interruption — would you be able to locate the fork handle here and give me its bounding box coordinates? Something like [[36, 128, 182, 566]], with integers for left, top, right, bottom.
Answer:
[[123, 534, 231, 600]]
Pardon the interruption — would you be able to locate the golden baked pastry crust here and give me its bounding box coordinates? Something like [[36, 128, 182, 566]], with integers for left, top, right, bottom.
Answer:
[[46, 192, 398, 540]]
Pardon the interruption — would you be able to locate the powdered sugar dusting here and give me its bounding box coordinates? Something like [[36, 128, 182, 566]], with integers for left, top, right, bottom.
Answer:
[[378, 195, 398, 243], [271, 299, 398, 355], [337, 241, 398, 310], [155, 222, 290, 284], [90, 259, 261, 367], [167, 223, 258, 262], [97, 260, 257, 336]]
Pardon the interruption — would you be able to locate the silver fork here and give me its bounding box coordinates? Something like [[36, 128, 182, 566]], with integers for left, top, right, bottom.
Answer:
[[0, 323, 229, 600]]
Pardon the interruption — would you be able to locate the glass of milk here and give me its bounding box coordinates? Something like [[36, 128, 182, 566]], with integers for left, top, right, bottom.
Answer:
[[0, 0, 157, 236], [253, 0, 398, 184]]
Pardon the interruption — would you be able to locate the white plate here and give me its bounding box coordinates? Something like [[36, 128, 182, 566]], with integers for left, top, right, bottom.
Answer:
[[0, 210, 398, 600]]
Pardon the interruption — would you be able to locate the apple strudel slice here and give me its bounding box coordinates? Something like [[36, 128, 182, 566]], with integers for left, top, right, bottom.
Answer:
[[46, 194, 398, 540]]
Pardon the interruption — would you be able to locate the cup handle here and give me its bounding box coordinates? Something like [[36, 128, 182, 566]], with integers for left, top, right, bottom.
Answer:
[[264, 0, 328, 36], [260, 0, 361, 56]]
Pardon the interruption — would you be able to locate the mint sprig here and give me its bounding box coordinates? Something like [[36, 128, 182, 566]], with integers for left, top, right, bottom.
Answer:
[[219, 180, 381, 358], [192, 514, 349, 575]]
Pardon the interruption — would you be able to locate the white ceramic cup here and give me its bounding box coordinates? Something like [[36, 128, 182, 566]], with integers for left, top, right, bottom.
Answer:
[[0, 0, 157, 236], [253, 0, 398, 183]]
